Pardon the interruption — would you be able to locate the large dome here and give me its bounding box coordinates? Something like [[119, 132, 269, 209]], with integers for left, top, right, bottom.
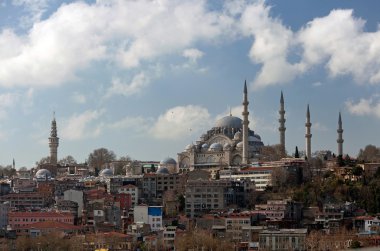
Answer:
[[215, 116, 242, 129], [99, 168, 113, 177], [35, 169, 52, 179], [156, 167, 170, 175], [160, 157, 177, 165]]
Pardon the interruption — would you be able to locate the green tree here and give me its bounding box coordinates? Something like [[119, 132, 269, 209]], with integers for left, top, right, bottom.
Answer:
[[295, 146, 300, 158], [352, 166, 363, 176]]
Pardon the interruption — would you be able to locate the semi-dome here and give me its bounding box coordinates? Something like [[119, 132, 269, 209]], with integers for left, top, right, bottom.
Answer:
[[249, 135, 262, 142], [99, 168, 113, 177], [185, 143, 194, 151], [234, 131, 242, 140], [215, 116, 242, 129], [236, 141, 243, 149], [160, 157, 177, 165], [156, 167, 170, 175], [201, 143, 209, 149], [223, 143, 231, 150], [35, 169, 52, 179], [209, 143, 223, 151]]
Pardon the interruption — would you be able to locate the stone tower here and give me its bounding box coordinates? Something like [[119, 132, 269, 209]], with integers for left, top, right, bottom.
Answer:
[[305, 105, 312, 161], [49, 113, 59, 165], [337, 112, 344, 157], [278, 91, 286, 157], [242, 81, 249, 165]]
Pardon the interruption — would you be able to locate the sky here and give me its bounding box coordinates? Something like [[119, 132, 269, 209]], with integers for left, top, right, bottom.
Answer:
[[1, 0, 380, 168]]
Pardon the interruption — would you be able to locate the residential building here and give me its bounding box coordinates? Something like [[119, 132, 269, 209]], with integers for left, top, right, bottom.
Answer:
[[118, 184, 138, 207]]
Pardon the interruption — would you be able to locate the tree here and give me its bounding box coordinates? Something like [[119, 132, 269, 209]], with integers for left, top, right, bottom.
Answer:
[[351, 166, 363, 176], [112, 155, 132, 175], [58, 155, 77, 166], [260, 144, 284, 161], [87, 148, 116, 170], [357, 145, 380, 162], [35, 156, 51, 166], [271, 166, 288, 191]]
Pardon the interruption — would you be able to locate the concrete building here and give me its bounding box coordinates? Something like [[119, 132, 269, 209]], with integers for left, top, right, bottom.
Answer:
[[259, 228, 307, 251], [0, 202, 9, 230], [118, 184, 139, 207], [185, 179, 230, 218], [133, 205, 163, 232], [8, 211, 74, 234], [0, 192, 46, 209], [64, 189, 84, 217]]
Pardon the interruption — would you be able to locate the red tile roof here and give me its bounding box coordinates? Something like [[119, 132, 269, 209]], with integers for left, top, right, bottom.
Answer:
[[20, 221, 81, 230], [9, 211, 73, 218]]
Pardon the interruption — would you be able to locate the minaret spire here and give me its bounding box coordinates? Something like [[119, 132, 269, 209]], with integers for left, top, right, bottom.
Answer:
[[337, 112, 344, 157], [49, 113, 59, 165], [242, 80, 249, 164], [305, 104, 312, 161], [279, 91, 286, 157]]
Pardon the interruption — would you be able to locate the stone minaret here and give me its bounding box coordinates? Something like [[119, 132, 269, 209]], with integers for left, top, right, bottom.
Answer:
[[337, 112, 344, 157], [242, 81, 249, 165], [49, 113, 59, 165], [278, 91, 286, 157], [305, 105, 312, 160]]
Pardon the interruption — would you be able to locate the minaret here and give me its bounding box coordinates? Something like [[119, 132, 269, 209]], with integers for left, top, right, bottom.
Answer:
[[337, 112, 344, 157], [305, 105, 312, 160], [49, 113, 59, 165], [242, 81, 249, 165], [279, 91, 286, 157]]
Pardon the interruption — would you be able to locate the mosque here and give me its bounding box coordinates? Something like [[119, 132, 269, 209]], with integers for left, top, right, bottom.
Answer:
[[34, 80, 345, 178], [177, 82, 264, 172]]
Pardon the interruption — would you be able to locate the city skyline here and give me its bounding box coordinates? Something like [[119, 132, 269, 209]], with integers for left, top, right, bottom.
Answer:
[[0, 0, 380, 167]]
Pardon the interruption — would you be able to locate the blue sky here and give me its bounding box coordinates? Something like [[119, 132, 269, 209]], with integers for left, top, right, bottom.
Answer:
[[0, 0, 380, 168]]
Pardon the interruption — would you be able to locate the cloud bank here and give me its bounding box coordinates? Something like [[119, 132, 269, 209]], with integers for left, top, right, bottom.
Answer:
[[0, 0, 379, 91]]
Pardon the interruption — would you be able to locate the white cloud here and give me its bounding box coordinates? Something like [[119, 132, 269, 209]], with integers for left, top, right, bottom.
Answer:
[[237, 2, 380, 89], [0, 92, 19, 119], [313, 122, 328, 132], [71, 92, 86, 104], [108, 116, 152, 135], [60, 109, 105, 140], [239, 1, 305, 89], [150, 105, 211, 140], [1, 0, 380, 91], [105, 72, 149, 98], [12, 0, 50, 28], [182, 48, 204, 64], [0, 0, 234, 88], [312, 81, 322, 87], [346, 97, 380, 117]]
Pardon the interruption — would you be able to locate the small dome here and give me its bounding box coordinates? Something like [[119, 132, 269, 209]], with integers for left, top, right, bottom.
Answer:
[[35, 169, 52, 179], [156, 167, 170, 175], [236, 141, 243, 149], [223, 143, 231, 150], [249, 135, 261, 142], [215, 116, 242, 129], [209, 143, 223, 151], [234, 131, 242, 140], [202, 143, 209, 149], [185, 143, 194, 151], [99, 168, 113, 177], [160, 157, 177, 165]]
